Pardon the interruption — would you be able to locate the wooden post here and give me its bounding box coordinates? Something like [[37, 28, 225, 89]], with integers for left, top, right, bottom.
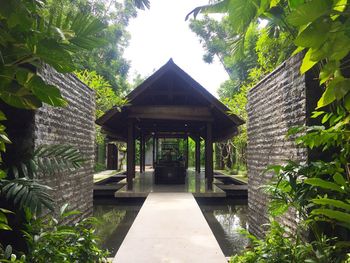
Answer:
[[152, 135, 155, 168], [139, 135, 143, 173], [205, 122, 213, 189], [106, 143, 118, 170], [142, 135, 146, 172], [156, 137, 159, 163], [185, 136, 189, 169], [127, 119, 135, 190], [195, 137, 200, 174]]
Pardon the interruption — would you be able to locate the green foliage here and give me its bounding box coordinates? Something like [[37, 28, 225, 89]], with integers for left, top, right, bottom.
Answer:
[[0, 208, 13, 231], [23, 204, 108, 262], [0, 0, 107, 111], [189, 6, 294, 172], [75, 70, 127, 119], [68, 0, 146, 94], [221, 86, 248, 167], [75, 70, 127, 143], [0, 144, 85, 216], [231, 221, 348, 263], [0, 244, 26, 262]]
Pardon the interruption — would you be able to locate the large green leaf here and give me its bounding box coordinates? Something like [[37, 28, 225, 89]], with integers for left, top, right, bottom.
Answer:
[[300, 48, 318, 74], [287, 0, 332, 26], [311, 208, 350, 225], [288, 0, 304, 9], [316, 78, 337, 108], [333, 79, 350, 100], [227, 0, 259, 33], [312, 198, 350, 211], [185, 0, 230, 20], [294, 19, 331, 48], [304, 178, 346, 193], [28, 76, 67, 107], [333, 173, 347, 187], [329, 32, 350, 61], [319, 61, 339, 84], [333, 0, 347, 13], [36, 39, 75, 73], [0, 83, 42, 109]]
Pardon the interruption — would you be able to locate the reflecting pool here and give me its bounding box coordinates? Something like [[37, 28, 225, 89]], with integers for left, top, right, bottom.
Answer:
[[197, 198, 249, 256], [93, 199, 144, 256], [93, 198, 248, 257]]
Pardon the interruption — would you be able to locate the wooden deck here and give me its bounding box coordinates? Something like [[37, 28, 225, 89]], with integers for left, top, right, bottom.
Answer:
[[113, 193, 227, 263]]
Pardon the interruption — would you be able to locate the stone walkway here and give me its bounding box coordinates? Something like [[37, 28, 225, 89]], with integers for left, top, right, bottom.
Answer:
[[113, 193, 227, 263]]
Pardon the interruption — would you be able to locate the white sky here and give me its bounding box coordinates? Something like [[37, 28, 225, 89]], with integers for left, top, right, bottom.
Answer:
[[124, 0, 229, 97]]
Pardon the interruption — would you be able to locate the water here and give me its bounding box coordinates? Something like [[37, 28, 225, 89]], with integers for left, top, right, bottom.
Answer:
[[197, 198, 249, 256], [93, 199, 144, 256], [93, 198, 248, 257]]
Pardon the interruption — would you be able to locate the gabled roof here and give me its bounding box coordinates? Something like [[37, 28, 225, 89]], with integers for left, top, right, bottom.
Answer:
[[96, 59, 244, 142], [126, 59, 243, 125]]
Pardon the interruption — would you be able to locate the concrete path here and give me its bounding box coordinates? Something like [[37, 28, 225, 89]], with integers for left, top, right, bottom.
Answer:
[[113, 193, 227, 263]]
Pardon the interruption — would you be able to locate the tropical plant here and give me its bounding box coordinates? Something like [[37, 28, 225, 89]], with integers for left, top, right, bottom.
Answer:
[[68, 0, 149, 94], [75, 70, 127, 119], [0, 0, 107, 111], [188, 0, 350, 113], [0, 243, 26, 262], [23, 204, 108, 262], [231, 220, 348, 263], [0, 145, 84, 216]]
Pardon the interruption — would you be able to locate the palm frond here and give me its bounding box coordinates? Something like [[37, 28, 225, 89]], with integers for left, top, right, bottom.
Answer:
[[1, 145, 85, 214], [34, 145, 85, 175], [186, 0, 230, 20], [0, 178, 54, 214], [133, 0, 150, 10]]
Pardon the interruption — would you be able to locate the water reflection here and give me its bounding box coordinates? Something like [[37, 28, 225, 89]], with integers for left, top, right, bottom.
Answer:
[[200, 201, 249, 257], [93, 199, 248, 258], [93, 201, 143, 256]]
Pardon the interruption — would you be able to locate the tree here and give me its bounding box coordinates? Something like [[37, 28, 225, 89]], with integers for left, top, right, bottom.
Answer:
[[66, 0, 145, 95], [75, 70, 127, 144]]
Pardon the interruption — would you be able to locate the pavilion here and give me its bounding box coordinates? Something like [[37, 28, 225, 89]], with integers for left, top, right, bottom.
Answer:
[[96, 59, 243, 190]]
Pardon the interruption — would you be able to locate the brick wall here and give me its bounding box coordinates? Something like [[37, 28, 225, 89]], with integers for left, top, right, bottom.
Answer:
[[247, 54, 320, 238], [35, 66, 95, 221]]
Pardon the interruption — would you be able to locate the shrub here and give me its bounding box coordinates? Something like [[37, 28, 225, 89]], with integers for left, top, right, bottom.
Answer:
[[22, 205, 108, 263]]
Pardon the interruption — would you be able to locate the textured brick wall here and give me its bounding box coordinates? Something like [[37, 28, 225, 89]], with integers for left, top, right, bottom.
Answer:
[[35, 66, 95, 221], [247, 54, 312, 238]]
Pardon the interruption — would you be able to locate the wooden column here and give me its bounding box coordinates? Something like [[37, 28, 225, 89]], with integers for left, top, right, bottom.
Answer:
[[205, 122, 213, 189], [139, 135, 143, 173], [195, 137, 200, 174], [152, 135, 155, 167], [185, 136, 189, 169], [106, 143, 118, 170], [127, 119, 135, 190], [142, 135, 146, 172], [156, 137, 159, 163]]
